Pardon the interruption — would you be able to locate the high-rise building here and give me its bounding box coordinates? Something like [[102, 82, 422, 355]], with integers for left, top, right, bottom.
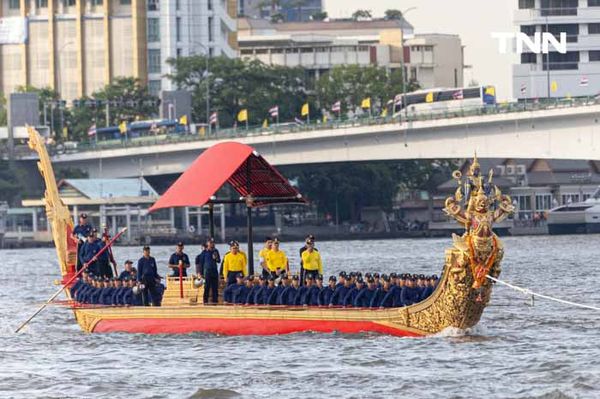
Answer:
[[0, 0, 148, 101], [514, 0, 600, 99], [240, 0, 323, 22], [147, 0, 238, 95]]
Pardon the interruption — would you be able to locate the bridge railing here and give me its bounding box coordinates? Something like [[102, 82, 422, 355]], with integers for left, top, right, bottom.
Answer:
[[3, 96, 600, 158]]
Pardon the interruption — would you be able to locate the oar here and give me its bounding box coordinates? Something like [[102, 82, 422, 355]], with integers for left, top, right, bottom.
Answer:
[[15, 227, 127, 333]]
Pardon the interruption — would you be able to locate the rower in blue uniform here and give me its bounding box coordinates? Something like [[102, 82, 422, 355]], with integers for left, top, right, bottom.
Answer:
[[330, 274, 352, 306], [118, 260, 136, 280], [318, 276, 336, 306], [267, 274, 286, 305], [100, 279, 115, 305], [252, 276, 268, 304], [400, 277, 420, 306], [137, 246, 162, 306], [246, 276, 262, 305], [354, 277, 377, 307], [110, 278, 125, 305], [294, 275, 313, 305], [342, 278, 365, 307], [308, 275, 323, 306], [371, 275, 394, 308], [223, 273, 245, 303], [233, 276, 253, 304], [278, 275, 300, 305], [121, 278, 134, 305]]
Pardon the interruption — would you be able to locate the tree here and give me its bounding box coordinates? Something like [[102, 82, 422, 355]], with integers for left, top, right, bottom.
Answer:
[[311, 11, 328, 21], [0, 160, 25, 205], [384, 9, 403, 20], [352, 9, 372, 20]]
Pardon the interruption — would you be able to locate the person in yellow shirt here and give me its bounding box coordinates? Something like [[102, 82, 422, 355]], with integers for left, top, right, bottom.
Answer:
[[301, 240, 323, 280], [259, 236, 273, 279], [266, 238, 289, 277], [222, 240, 247, 285]]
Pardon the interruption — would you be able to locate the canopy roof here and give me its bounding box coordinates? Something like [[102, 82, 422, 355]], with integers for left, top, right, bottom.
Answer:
[[149, 142, 306, 212]]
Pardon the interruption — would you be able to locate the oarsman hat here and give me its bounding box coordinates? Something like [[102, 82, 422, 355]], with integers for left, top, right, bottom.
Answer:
[[281, 274, 289, 280], [229, 240, 239, 247], [328, 275, 337, 282], [267, 275, 275, 281], [382, 275, 391, 282], [273, 238, 280, 244], [265, 236, 273, 241], [79, 213, 88, 219], [90, 228, 98, 234], [390, 272, 397, 278], [316, 275, 323, 281], [236, 272, 244, 279], [373, 273, 380, 278], [125, 260, 133, 265], [367, 277, 375, 283], [305, 234, 315, 241], [356, 278, 364, 284], [292, 275, 299, 281], [259, 275, 266, 281], [305, 274, 314, 280], [338, 271, 347, 278], [143, 245, 151, 251], [177, 241, 184, 247]]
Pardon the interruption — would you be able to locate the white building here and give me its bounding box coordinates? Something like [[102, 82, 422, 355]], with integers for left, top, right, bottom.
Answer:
[[146, 0, 238, 94], [514, 0, 600, 99]]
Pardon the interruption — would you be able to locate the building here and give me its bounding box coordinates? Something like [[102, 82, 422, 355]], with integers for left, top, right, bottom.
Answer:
[[147, 0, 238, 95], [513, 0, 600, 99], [404, 34, 465, 88], [238, 18, 414, 81], [0, 0, 238, 101], [240, 0, 323, 22], [0, 0, 148, 101]]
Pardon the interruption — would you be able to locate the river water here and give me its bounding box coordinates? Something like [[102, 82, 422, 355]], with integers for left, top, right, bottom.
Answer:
[[1, 235, 599, 399]]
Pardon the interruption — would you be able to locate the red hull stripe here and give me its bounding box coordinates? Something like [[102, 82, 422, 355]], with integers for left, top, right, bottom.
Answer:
[[93, 318, 424, 337]]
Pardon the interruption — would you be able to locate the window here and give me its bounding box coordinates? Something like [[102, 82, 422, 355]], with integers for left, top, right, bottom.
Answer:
[[176, 0, 180, 10], [589, 23, 600, 34], [541, 0, 577, 16], [591, 51, 600, 61], [515, 195, 533, 219], [589, 0, 600, 6], [208, 0, 213, 10], [148, 80, 161, 96], [521, 25, 536, 36], [36, 0, 48, 7], [147, 18, 160, 42], [9, 0, 19, 9], [63, 0, 76, 6], [519, 0, 535, 8], [543, 51, 579, 70], [176, 17, 182, 42], [91, 0, 103, 6], [535, 194, 553, 211], [521, 53, 536, 64], [148, 49, 161, 74], [148, 0, 159, 11], [542, 23, 578, 43], [562, 193, 580, 204], [120, 0, 131, 4]]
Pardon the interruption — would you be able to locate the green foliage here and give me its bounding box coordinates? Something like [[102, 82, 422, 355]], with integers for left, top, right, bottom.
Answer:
[[311, 11, 328, 21], [384, 9, 403, 20], [167, 56, 309, 127], [352, 9, 372, 20], [0, 160, 25, 205]]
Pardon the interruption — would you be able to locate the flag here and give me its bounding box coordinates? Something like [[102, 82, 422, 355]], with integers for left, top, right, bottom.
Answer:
[[361, 97, 371, 109], [425, 92, 434, 103], [179, 114, 188, 125], [209, 112, 218, 125], [580, 76, 589, 87], [381, 108, 388, 117], [62, 126, 68, 139], [485, 86, 496, 96], [87, 124, 97, 137], [551, 81, 558, 93], [452, 90, 464, 100], [269, 106, 279, 118], [323, 115, 328, 123], [331, 101, 341, 112], [119, 121, 127, 135], [237, 109, 248, 122], [394, 94, 403, 106], [301, 103, 309, 117], [294, 117, 305, 125], [199, 126, 206, 137], [520, 83, 527, 95], [262, 119, 268, 128]]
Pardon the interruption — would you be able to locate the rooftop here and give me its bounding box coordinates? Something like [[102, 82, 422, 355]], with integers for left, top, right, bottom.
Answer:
[[59, 178, 158, 200]]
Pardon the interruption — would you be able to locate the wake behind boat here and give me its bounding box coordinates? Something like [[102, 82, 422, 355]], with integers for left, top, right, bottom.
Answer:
[[27, 127, 514, 336]]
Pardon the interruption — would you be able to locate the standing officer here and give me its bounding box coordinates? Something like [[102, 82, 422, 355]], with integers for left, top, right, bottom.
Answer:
[[168, 242, 191, 278], [80, 229, 102, 275], [196, 237, 221, 305], [299, 234, 317, 284], [72, 213, 93, 272], [266, 238, 289, 277], [300, 240, 323, 281], [259, 237, 273, 278], [136, 246, 162, 306], [222, 240, 248, 285]]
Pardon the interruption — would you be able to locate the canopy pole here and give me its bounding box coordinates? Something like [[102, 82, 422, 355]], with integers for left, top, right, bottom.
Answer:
[[247, 205, 254, 275], [208, 204, 215, 239]]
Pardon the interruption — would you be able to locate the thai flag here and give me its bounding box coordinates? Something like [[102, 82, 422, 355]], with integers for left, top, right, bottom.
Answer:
[[87, 124, 96, 137], [294, 117, 305, 125], [580, 76, 589, 87], [209, 112, 218, 125], [452, 90, 464, 100], [394, 94, 403, 106], [269, 106, 279, 118], [331, 101, 341, 112]]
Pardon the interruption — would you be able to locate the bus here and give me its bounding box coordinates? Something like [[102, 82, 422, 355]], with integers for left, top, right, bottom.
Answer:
[[394, 85, 497, 116]]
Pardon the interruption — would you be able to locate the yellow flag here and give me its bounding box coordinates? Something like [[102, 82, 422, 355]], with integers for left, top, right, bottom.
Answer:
[[381, 108, 388, 117], [323, 115, 328, 124], [119, 121, 127, 134], [237, 109, 248, 122], [485, 86, 496, 96], [425, 92, 434, 103], [62, 126, 68, 139], [551, 81, 558, 92], [179, 114, 188, 125], [361, 97, 371, 109], [301, 103, 309, 116], [262, 119, 268, 128], [199, 126, 206, 137]]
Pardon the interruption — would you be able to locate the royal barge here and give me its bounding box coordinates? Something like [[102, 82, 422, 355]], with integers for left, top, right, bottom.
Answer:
[[27, 127, 513, 336]]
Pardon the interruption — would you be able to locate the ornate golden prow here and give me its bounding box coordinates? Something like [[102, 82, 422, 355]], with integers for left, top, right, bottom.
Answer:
[[27, 126, 77, 277]]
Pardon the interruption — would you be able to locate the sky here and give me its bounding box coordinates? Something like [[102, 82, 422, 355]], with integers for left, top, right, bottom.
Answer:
[[324, 0, 517, 100]]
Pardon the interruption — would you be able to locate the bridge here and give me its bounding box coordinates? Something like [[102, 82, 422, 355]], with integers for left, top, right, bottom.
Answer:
[[39, 101, 600, 178]]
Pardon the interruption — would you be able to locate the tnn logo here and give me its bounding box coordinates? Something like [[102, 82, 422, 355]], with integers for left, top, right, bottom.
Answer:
[[491, 32, 567, 54]]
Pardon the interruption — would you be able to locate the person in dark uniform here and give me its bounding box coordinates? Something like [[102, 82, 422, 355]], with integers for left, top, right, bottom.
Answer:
[[354, 277, 378, 307], [342, 278, 365, 307], [269, 274, 289, 305], [168, 242, 191, 278], [233, 276, 253, 304], [299, 234, 317, 285], [223, 273, 245, 304], [118, 260, 136, 280], [251, 276, 268, 304], [294, 275, 313, 305], [136, 246, 162, 306], [246, 275, 262, 305], [73, 213, 93, 272], [401, 277, 420, 306], [89, 278, 104, 304], [330, 274, 352, 306], [278, 275, 299, 305], [318, 276, 336, 306], [196, 238, 221, 305], [371, 275, 394, 308], [110, 278, 125, 305], [263, 276, 279, 305], [308, 275, 323, 306], [100, 279, 115, 305], [97, 234, 114, 278], [79, 229, 102, 275], [119, 277, 134, 305], [69, 271, 88, 298]]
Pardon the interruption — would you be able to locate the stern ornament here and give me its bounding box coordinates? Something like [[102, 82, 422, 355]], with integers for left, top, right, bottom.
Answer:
[[444, 155, 515, 290]]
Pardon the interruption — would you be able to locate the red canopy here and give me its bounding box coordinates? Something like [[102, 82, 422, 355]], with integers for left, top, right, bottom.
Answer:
[[149, 142, 306, 212]]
